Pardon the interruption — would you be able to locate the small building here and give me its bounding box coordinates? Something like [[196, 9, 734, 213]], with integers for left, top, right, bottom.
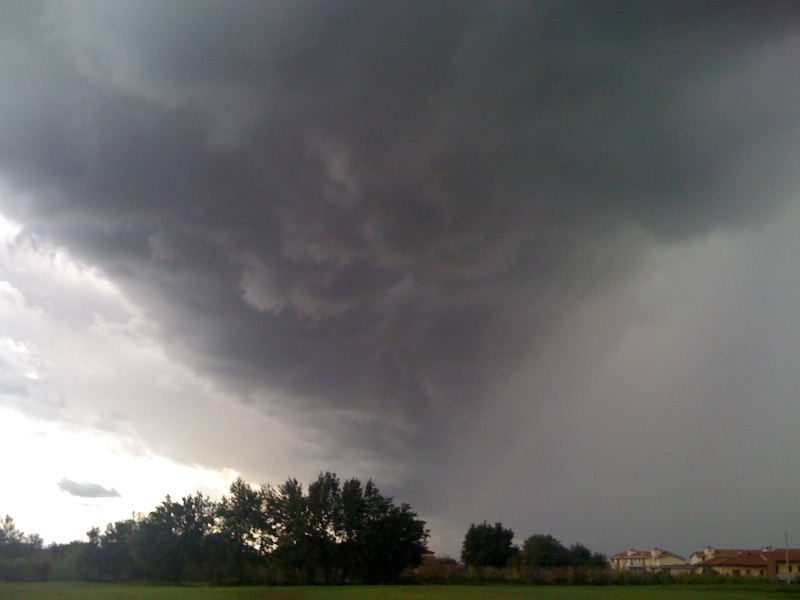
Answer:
[[613, 545, 800, 581], [420, 551, 438, 567], [762, 549, 800, 582], [693, 551, 768, 578], [689, 547, 753, 564], [609, 548, 688, 574]]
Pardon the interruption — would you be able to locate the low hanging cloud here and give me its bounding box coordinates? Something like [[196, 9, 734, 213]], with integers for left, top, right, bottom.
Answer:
[[1, 1, 800, 554], [57, 479, 121, 499], [2, 1, 793, 438]]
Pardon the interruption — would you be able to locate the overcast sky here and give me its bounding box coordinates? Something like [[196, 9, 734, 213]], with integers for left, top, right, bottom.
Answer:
[[1, 1, 799, 558]]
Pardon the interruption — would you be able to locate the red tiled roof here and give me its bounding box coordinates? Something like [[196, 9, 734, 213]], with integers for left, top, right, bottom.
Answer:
[[692, 548, 754, 557], [610, 550, 651, 558], [695, 552, 767, 568], [763, 549, 800, 562], [610, 549, 683, 559]]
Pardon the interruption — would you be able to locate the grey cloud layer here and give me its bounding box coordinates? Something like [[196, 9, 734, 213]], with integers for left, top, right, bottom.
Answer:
[[2, 2, 800, 502]]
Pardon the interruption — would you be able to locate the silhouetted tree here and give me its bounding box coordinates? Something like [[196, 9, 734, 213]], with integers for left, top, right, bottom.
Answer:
[[264, 474, 428, 584], [351, 480, 428, 583], [216, 478, 270, 583], [460, 521, 518, 568], [264, 477, 310, 582], [520, 533, 570, 568], [520, 534, 607, 570], [136, 492, 216, 581], [306, 472, 341, 583], [588, 550, 609, 568], [0, 515, 48, 581], [96, 518, 139, 581]]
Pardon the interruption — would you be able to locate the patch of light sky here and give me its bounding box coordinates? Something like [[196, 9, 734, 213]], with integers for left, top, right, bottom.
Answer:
[[0, 407, 237, 544], [0, 205, 243, 543]]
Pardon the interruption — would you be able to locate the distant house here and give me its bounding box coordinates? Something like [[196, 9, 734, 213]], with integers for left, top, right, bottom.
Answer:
[[693, 551, 768, 578], [689, 547, 752, 564], [420, 550, 438, 567], [762, 549, 800, 582], [693, 547, 800, 581], [609, 548, 690, 574]]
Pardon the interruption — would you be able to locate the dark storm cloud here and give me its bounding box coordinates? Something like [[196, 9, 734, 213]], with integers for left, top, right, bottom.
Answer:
[[57, 479, 120, 498], [1, 1, 799, 473]]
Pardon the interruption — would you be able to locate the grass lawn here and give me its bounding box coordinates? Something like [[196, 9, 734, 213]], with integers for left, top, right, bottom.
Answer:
[[2, 583, 800, 600]]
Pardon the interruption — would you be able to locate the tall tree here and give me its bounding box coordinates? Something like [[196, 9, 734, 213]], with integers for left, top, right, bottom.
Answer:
[[568, 542, 592, 567], [0, 516, 48, 582], [0, 516, 24, 546], [0, 515, 26, 564], [306, 472, 341, 583], [216, 478, 270, 583], [588, 550, 609, 568], [461, 521, 518, 568], [263, 475, 428, 584], [520, 533, 570, 568], [336, 479, 428, 583], [218, 478, 271, 553], [362, 495, 428, 583], [137, 493, 217, 581], [264, 478, 311, 582], [337, 477, 366, 582], [96, 518, 139, 581]]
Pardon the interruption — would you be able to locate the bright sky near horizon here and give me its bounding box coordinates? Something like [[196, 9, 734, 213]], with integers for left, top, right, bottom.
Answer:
[[0, 208, 238, 541], [1, 1, 800, 558]]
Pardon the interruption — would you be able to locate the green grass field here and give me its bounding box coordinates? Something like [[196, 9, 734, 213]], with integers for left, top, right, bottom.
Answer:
[[2, 583, 800, 600]]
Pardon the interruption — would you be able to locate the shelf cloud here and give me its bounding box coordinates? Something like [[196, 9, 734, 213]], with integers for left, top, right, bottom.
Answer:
[[1, 1, 799, 555]]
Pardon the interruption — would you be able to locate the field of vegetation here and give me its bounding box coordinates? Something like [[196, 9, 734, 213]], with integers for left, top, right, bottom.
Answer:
[[3, 583, 800, 600]]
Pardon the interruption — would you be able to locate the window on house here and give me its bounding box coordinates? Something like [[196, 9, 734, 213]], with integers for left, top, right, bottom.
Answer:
[[789, 565, 793, 573], [732, 569, 741, 576], [760, 570, 764, 576]]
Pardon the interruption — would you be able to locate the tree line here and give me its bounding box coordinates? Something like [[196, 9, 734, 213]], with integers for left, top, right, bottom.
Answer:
[[2, 473, 428, 584], [460, 521, 607, 570], [0, 515, 48, 582], [2, 481, 614, 586]]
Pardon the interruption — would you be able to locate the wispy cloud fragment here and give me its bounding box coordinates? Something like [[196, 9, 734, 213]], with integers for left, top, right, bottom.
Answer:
[[57, 478, 120, 498]]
